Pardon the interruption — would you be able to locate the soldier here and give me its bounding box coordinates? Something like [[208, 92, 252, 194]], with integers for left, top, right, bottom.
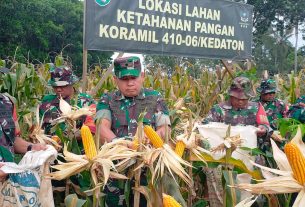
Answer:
[[205, 76, 271, 136], [39, 66, 96, 204], [255, 79, 287, 130], [39, 66, 96, 137], [96, 56, 170, 207], [288, 95, 305, 123], [0, 68, 46, 182], [203, 76, 272, 207]]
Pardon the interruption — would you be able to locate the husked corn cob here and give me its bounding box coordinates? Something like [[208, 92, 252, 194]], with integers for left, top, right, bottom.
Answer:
[[163, 193, 182, 207], [175, 141, 186, 157], [284, 142, 305, 185], [143, 125, 164, 148], [51, 135, 60, 143], [132, 137, 139, 150], [80, 125, 97, 160]]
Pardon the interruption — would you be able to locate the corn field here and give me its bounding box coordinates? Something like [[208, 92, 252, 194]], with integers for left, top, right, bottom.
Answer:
[[1, 56, 305, 207]]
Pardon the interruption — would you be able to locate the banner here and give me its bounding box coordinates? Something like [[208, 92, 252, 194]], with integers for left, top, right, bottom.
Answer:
[[85, 0, 253, 60]]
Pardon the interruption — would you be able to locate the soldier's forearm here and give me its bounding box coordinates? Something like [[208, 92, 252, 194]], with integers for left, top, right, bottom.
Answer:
[[99, 123, 116, 143], [13, 137, 32, 154]]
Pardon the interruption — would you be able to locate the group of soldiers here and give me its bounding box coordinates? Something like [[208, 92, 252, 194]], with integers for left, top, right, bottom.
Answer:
[[0, 56, 305, 207], [0, 56, 170, 206]]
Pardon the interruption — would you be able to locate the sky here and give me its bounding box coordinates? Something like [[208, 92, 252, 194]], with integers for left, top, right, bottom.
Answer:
[[288, 25, 305, 49]]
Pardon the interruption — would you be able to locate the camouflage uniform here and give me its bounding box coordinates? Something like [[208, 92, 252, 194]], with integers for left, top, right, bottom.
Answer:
[[206, 101, 269, 127], [205, 77, 270, 131], [39, 93, 95, 134], [288, 96, 305, 123], [96, 88, 169, 137], [40, 66, 96, 201], [96, 56, 170, 207], [203, 77, 271, 207], [255, 79, 287, 129], [0, 93, 19, 162], [39, 66, 96, 135]]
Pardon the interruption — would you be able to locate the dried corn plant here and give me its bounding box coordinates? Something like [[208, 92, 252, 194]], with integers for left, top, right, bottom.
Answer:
[[143, 65, 232, 120], [24, 106, 61, 148], [233, 127, 305, 207], [46, 126, 142, 190], [174, 121, 209, 164], [274, 69, 305, 104], [135, 125, 193, 186], [50, 97, 95, 126], [235, 195, 258, 207]]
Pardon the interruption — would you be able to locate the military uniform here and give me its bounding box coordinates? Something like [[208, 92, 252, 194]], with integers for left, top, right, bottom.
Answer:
[[96, 88, 169, 137], [0, 93, 19, 162], [40, 93, 95, 134], [206, 100, 269, 127], [288, 96, 305, 123], [255, 79, 287, 129], [96, 56, 170, 207], [39, 66, 96, 134], [205, 77, 270, 130], [40, 66, 96, 203], [203, 77, 271, 207]]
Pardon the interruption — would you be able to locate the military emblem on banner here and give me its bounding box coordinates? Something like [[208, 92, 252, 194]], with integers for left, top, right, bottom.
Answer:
[[95, 0, 111, 7], [239, 8, 250, 29]]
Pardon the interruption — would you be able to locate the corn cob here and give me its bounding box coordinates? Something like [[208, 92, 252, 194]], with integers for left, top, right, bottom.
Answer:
[[284, 142, 305, 185], [80, 125, 97, 160], [163, 193, 182, 207], [143, 125, 164, 148], [175, 141, 186, 157], [132, 137, 139, 150], [51, 135, 60, 143]]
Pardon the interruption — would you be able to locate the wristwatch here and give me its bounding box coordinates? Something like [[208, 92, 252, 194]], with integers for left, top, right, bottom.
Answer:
[[27, 144, 33, 151]]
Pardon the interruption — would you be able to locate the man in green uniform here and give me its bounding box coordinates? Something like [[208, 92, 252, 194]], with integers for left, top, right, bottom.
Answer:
[[288, 96, 305, 123], [203, 76, 272, 207], [39, 66, 96, 136], [96, 56, 170, 206], [205, 76, 271, 136], [39, 65, 96, 205], [255, 79, 287, 130], [0, 68, 46, 182]]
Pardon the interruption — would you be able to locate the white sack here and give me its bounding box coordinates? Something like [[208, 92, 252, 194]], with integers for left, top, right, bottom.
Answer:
[[0, 145, 57, 207], [197, 122, 258, 170]]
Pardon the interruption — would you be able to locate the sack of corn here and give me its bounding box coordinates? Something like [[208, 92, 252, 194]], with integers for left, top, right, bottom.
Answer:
[[0, 145, 57, 207]]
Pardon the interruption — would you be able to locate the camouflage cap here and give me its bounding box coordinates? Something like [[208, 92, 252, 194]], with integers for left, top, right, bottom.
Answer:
[[0, 67, 9, 74], [228, 77, 255, 99], [48, 66, 79, 87], [114, 56, 141, 79], [257, 79, 277, 94]]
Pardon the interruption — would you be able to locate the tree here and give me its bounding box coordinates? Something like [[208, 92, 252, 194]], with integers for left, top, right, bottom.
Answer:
[[283, 0, 305, 72], [0, 0, 112, 75]]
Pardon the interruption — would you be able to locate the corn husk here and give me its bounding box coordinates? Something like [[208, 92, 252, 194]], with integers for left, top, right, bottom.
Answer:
[[51, 97, 94, 124], [233, 127, 305, 207], [235, 195, 258, 207], [46, 139, 142, 189], [174, 122, 209, 164], [210, 134, 242, 154], [26, 106, 61, 148], [136, 143, 192, 186]]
